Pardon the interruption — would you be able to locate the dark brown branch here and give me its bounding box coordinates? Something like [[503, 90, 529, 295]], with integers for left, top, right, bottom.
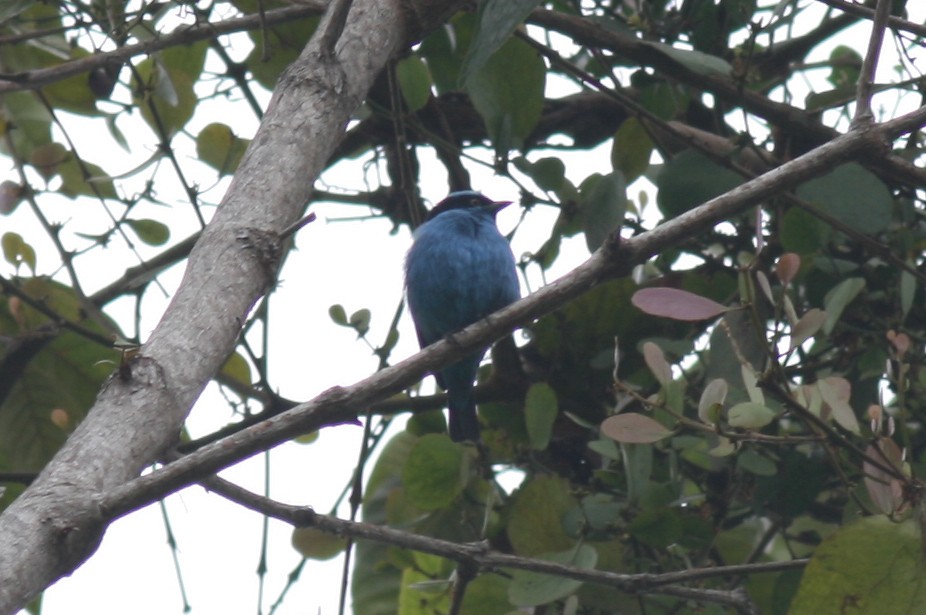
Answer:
[[205, 475, 802, 612], [0, 4, 328, 93], [528, 8, 926, 190]]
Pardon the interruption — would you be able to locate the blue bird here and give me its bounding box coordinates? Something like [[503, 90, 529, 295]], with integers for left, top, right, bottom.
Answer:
[[405, 191, 520, 442]]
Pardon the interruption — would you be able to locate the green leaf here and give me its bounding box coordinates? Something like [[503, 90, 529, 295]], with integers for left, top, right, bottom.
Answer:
[[329, 304, 348, 325], [245, 16, 319, 89], [29, 142, 68, 180], [349, 308, 371, 337], [0, 92, 53, 157], [656, 149, 743, 218], [466, 37, 545, 153], [395, 55, 432, 113], [736, 450, 777, 476], [133, 56, 197, 137], [578, 172, 626, 251], [601, 413, 673, 444], [796, 163, 893, 235], [402, 434, 467, 511], [196, 123, 249, 176], [790, 517, 926, 615], [0, 0, 32, 21], [780, 206, 831, 254], [507, 475, 577, 556], [827, 45, 862, 89], [460, 0, 543, 86], [0, 278, 120, 469], [219, 351, 252, 388], [459, 572, 511, 615], [611, 118, 653, 182], [514, 156, 567, 193], [398, 559, 451, 614], [42, 48, 98, 115], [822, 277, 865, 335], [353, 434, 415, 615], [524, 382, 557, 451], [125, 219, 170, 246], [900, 267, 916, 321], [57, 156, 117, 200], [508, 544, 597, 607], [1, 232, 37, 272], [291, 523, 347, 560], [727, 402, 776, 429], [641, 42, 733, 77], [417, 13, 475, 94], [627, 507, 683, 548]]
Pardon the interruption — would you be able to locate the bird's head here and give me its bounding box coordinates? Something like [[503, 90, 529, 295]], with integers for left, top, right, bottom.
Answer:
[[425, 190, 512, 222]]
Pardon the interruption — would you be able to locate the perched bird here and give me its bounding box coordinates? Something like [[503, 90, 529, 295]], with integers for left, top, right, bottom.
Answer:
[[405, 191, 520, 442]]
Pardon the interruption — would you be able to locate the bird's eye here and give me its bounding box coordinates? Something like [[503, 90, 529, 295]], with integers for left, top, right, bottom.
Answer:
[[470, 198, 480, 206]]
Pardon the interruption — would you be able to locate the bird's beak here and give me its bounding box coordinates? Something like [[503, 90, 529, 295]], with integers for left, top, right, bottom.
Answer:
[[490, 200, 513, 214]]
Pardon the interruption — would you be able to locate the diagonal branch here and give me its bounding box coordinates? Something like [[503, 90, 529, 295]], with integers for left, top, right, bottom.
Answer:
[[206, 474, 806, 613], [99, 106, 926, 524], [0, 0, 469, 612]]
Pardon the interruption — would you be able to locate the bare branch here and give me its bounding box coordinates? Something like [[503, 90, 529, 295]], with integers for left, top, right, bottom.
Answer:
[[816, 0, 926, 37], [206, 475, 804, 612], [0, 4, 328, 94], [852, 0, 893, 125]]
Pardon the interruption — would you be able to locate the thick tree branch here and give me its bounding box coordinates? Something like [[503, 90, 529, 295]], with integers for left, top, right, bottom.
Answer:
[[0, 0, 469, 612]]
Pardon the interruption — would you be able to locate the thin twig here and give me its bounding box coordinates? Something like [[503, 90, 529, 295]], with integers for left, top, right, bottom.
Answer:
[[852, 0, 893, 126]]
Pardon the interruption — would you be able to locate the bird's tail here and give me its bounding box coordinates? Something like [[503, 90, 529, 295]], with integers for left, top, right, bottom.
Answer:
[[448, 387, 479, 442]]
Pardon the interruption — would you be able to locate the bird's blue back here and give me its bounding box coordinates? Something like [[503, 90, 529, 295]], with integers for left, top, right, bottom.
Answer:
[[405, 192, 519, 441]]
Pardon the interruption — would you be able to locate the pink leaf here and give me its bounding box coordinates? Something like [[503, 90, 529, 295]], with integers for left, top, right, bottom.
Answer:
[[631, 287, 728, 322], [601, 413, 673, 444], [642, 341, 671, 385], [775, 253, 801, 286]]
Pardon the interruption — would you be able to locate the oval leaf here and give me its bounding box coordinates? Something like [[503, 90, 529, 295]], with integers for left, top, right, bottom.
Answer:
[[642, 341, 671, 385], [508, 545, 598, 607], [525, 382, 558, 451], [776, 252, 801, 286], [601, 413, 672, 444], [402, 434, 467, 511], [125, 218, 170, 246], [632, 287, 728, 322], [698, 378, 728, 424], [727, 402, 776, 429], [291, 524, 347, 560], [790, 308, 826, 350]]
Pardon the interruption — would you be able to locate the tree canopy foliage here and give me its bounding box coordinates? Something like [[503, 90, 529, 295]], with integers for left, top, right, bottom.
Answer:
[[2, 0, 926, 613]]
